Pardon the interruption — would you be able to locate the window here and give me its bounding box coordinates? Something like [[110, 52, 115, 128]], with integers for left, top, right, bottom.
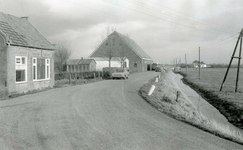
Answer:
[[16, 56, 27, 83], [33, 58, 37, 80], [46, 59, 50, 79], [134, 63, 137, 67], [32, 58, 50, 80], [124, 62, 127, 68]]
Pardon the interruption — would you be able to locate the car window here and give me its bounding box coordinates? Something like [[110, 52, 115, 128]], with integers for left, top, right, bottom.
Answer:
[[116, 68, 124, 72]]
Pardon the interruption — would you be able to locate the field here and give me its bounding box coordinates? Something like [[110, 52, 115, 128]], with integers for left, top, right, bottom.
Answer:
[[179, 68, 243, 129]]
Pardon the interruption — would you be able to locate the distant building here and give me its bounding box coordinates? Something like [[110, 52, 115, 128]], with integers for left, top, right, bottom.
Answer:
[[89, 31, 153, 72], [193, 60, 207, 68], [0, 12, 55, 98], [66, 58, 96, 72]]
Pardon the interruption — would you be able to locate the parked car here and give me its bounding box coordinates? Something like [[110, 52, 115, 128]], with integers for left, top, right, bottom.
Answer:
[[111, 68, 129, 79]]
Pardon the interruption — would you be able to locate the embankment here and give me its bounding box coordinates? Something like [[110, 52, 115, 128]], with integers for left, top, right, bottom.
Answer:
[[139, 69, 243, 145], [178, 71, 243, 129]]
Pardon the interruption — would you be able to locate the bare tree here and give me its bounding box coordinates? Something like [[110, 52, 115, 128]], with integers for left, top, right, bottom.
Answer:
[[96, 27, 117, 68], [101, 36, 119, 68], [116, 42, 127, 68], [54, 41, 73, 74], [94, 27, 130, 68]]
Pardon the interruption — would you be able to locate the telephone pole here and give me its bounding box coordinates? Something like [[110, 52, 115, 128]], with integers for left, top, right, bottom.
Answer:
[[220, 28, 243, 92]]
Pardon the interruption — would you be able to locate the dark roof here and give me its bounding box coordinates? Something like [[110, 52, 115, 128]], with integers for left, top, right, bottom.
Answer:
[[0, 12, 54, 50], [114, 31, 152, 59], [90, 31, 152, 60], [67, 59, 96, 65]]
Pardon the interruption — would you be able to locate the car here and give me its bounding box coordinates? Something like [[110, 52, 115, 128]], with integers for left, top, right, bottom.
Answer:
[[155, 67, 161, 72], [111, 68, 129, 79]]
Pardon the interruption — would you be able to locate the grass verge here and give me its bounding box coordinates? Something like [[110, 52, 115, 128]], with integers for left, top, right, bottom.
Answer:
[[178, 71, 243, 129], [139, 69, 243, 145]]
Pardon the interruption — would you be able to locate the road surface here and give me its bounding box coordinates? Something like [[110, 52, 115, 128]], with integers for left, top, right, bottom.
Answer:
[[0, 72, 242, 150]]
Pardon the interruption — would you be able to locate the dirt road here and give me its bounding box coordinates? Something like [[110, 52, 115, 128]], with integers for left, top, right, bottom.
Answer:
[[0, 72, 242, 150]]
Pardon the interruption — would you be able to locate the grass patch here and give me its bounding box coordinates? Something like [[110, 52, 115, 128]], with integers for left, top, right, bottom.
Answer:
[[139, 69, 243, 145], [178, 70, 243, 129]]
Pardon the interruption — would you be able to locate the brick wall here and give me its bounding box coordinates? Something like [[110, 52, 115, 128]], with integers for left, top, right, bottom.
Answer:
[[0, 34, 7, 99], [6, 45, 54, 95]]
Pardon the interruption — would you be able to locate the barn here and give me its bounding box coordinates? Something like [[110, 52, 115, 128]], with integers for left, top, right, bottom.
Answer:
[[89, 31, 153, 72]]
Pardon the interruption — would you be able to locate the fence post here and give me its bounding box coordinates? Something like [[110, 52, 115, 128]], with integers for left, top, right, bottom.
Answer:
[[176, 91, 180, 102], [148, 85, 155, 96], [69, 74, 71, 85]]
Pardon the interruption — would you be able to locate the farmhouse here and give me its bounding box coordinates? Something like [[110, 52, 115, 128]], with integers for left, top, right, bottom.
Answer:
[[0, 12, 55, 98], [66, 58, 96, 72], [193, 60, 207, 68], [89, 31, 153, 72]]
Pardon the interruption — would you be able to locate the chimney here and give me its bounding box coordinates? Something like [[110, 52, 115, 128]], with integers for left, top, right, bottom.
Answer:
[[21, 16, 29, 20]]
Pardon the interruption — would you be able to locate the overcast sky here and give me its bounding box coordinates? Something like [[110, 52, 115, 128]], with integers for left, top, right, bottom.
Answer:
[[1, 0, 243, 64]]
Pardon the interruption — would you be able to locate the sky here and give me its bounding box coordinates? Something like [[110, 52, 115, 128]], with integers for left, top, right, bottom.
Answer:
[[1, 0, 243, 64]]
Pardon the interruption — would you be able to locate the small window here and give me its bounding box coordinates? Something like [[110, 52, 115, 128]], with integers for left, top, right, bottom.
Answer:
[[16, 57, 21, 64], [134, 63, 137, 67], [16, 56, 27, 83], [33, 58, 37, 80], [22, 57, 26, 64], [33, 58, 36, 64]]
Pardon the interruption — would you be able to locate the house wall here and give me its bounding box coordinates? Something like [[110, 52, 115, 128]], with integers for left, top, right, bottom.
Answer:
[[142, 59, 153, 71], [95, 60, 121, 71], [6, 45, 54, 95], [118, 41, 143, 72], [0, 33, 8, 99]]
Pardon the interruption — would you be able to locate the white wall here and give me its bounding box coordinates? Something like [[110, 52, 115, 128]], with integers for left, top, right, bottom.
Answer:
[[94, 58, 129, 71], [95, 61, 120, 71]]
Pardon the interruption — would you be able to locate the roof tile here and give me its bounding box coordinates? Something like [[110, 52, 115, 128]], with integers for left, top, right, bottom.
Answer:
[[0, 12, 54, 50]]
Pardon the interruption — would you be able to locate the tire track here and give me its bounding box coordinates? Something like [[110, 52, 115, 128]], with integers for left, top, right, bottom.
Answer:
[[61, 92, 91, 150], [33, 104, 47, 150], [10, 107, 36, 150]]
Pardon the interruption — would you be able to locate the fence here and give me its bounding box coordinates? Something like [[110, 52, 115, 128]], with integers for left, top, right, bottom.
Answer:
[[54, 71, 104, 87]]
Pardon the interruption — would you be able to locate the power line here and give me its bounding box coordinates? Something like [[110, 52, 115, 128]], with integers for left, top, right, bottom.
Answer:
[[139, 0, 237, 34], [102, 0, 235, 36], [123, 0, 235, 35]]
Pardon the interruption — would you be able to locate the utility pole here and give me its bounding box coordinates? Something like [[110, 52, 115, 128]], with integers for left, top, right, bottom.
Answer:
[[220, 28, 243, 92], [199, 47, 201, 80]]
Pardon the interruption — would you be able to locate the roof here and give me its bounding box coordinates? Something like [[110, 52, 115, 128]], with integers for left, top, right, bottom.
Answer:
[[90, 31, 152, 60], [67, 59, 96, 65], [114, 31, 152, 59], [0, 12, 54, 50]]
